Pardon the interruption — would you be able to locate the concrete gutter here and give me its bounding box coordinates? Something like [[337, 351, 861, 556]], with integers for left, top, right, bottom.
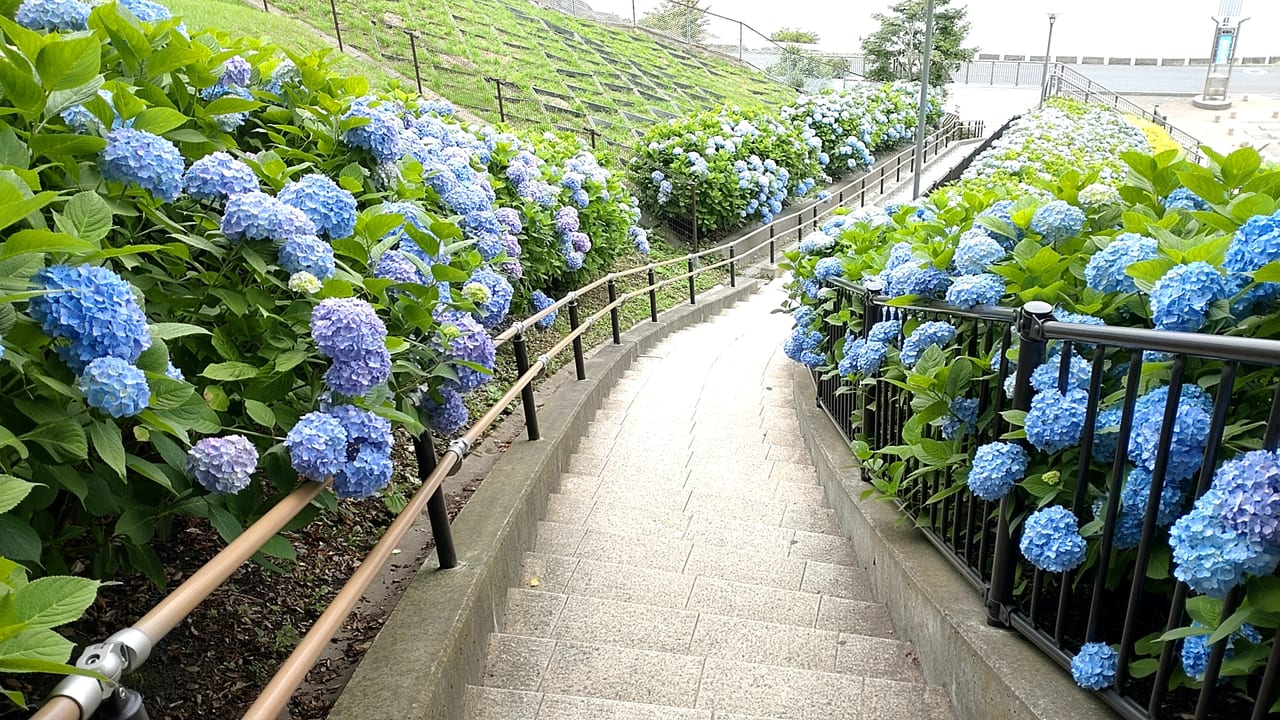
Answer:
[[329, 278, 761, 720], [789, 363, 1118, 720]]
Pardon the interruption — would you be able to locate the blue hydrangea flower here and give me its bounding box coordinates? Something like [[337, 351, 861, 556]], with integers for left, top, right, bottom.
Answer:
[[900, 321, 956, 367], [1020, 506, 1087, 573], [494, 207, 523, 235], [1181, 622, 1261, 681], [278, 234, 335, 280], [1092, 406, 1123, 463], [568, 231, 592, 254], [1084, 233, 1158, 294], [797, 231, 835, 254], [1030, 201, 1086, 244], [1030, 349, 1092, 393], [977, 200, 1021, 247], [119, 0, 172, 22], [968, 442, 1028, 501], [945, 274, 1004, 309], [813, 257, 844, 282], [184, 152, 258, 202], [201, 84, 253, 131], [29, 264, 152, 372], [325, 348, 391, 397], [186, 435, 258, 494], [423, 388, 468, 434], [884, 261, 950, 299], [78, 357, 150, 418], [219, 55, 252, 87], [940, 397, 979, 440], [1150, 262, 1229, 332], [630, 226, 650, 254], [1026, 388, 1089, 453], [327, 404, 393, 454], [439, 312, 496, 391], [342, 103, 402, 162], [466, 267, 513, 328], [953, 230, 1006, 274], [532, 290, 558, 330], [1164, 187, 1211, 212], [837, 337, 888, 376], [554, 206, 580, 235], [285, 412, 348, 482], [1171, 482, 1280, 598], [1225, 212, 1280, 274], [784, 325, 824, 366], [883, 242, 916, 272], [278, 174, 357, 239], [15, 0, 89, 31], [375, 249, 425, 285], [867, 320, 901, 344], [164, 361, 184, 381], [311, 297, 388, 362], [1215, 450, 1280, 547], [221, 191, 316, 243], [333, 443, 393, 499], [100, 128, 184, 202], [1128, 400, 1210, 484], [1071, 643, 1118, 690]]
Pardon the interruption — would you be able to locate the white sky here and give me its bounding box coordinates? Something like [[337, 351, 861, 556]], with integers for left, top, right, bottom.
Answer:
[[586, 0, 1280, 58]]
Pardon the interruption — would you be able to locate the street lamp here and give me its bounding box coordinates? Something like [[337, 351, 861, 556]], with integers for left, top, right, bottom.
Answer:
[[911, 0, 936, 199], [1039, 13, 1058, 106]]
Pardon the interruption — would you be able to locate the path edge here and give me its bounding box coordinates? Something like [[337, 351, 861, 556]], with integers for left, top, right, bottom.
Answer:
[[789, 363, 1118, 720], [328, 278, 761, 720]]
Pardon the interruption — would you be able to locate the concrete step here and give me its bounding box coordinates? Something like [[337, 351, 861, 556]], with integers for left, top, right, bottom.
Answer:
[[498, 590, 919, 679], [465, 685, 790, 719], [514, 554, 893, 637], [479, 635, 945, 719]]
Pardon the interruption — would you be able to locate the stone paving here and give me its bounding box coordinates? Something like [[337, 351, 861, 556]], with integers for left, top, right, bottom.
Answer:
[[464, 279, 957, 720]]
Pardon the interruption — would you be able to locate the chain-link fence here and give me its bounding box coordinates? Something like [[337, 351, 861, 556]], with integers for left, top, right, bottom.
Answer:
[[536, 0, 856, 91]]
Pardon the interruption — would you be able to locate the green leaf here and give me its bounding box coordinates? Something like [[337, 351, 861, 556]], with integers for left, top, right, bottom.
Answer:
[[1208, 606, 1252, 645], [0, 627, 73, 666], [203, 96, 259, 116], [0, 59, 45, 116], [165, 128, 210, 144], [1247, 575, 1280, 613], [1, 687, 24, 707], [130, 107, 188, 135], [134, 337, 169, 374], [1128, 658, 1159, 679], [146, 373, 194, 411], [201, 361, 259, 381], [273, 349, 308, 372], [148, 322, 209, 341], [12, 576, 99, 630], [125, 456, 175, 493], [0, 517, 40, 563], [0, 229, 93, 259], [53, 191, 112, 244], [1125, 257, 1176, 291], [23, 419, 87, 461], [256, 535, 296, 561], [0, 476, 35, 515], [1254, 260, 1280, 284], [113, 506, 154, 544], [27, 133, 105, 159], [0, 126, 30, 168], [205, 501, 242, 543], [87, 420, 125, 479], [243, 399, 275, 429], [432, 265, 470, 283], [0, 186, 57, 234], [34, 36, 99, 92], [1227, 192, 1275, 225], [1222, 146, 1263, 188], [1185, 595, 1222, 628]]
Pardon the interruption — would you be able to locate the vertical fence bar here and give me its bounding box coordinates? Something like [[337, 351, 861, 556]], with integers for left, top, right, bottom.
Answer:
[[728, 246, 736, 287], [607, 276, 621, 345], [261, 0, 268, 11], [567, 295, 586, 380], [769, 225, 776, 264], [687, 257, 696, 304], [329, 0, 343, 51], [647, 266, 658, 322], [986, 301, 1054, 626], [512, 331, 540, 440], [413, 434, 457, 569], [407, 32, 423, 95], [495, 78, 506, 122]]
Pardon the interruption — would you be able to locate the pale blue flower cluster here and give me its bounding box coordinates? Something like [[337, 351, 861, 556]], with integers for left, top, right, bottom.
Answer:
[[423, 387, 468, 434], [867, 320, 901, 344], [1084, 233, 1158, 294], [837, 336, 888, 376], [184, 152, 258, 202], [278, 234, 335, 280], [531, 290, 558, 329], [15, 0, 89, 31], [968, 442, 1028, 501], [30, 264, 152, 373], [1020, 506, 1087, 572], [1181, 622, 1261, 681], [1030, 200, 1086, 243], [1026, 388, 1089, 453], [1150, 261, 1229, 332], [784, 324, 824, 368], [375, 249, 425, 285], [279, 174, 357, 239], [953, 229, 1006, 274], [1030, 349, 1091, 393], [78, 356, 150, 418], [1163, 187, 1211, 212], [201, 84, 253, 131], [945, 274, 1004, 309], [813, 257, 844, 282], [797, 231, 835, 254], [342, 101, 402, 162], [186, 435, 259, 494], [438, 311, 496, 391], [466, 267, 513, 328], [310, 298, 391, 397], [1071, 643, 1117, 690], [940, 397, 978, 440], [284, 406, 394, 499], [899, 321, 955, 367], [883, 261, 949, 299], [120, 0, 173, 23], [100, 128, 185, 202], [629, 226, 651, 255], [221, 191, 317, 242], [285, 412, 347, 481]]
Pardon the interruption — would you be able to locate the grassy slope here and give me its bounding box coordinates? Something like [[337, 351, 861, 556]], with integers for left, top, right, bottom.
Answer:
[[260, 0, 796, 149], [168, 0, 401, 89]]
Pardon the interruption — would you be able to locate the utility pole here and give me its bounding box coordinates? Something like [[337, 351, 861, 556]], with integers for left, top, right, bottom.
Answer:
[[1039, 14, 1058, 106], [911, 0, 935, 200]]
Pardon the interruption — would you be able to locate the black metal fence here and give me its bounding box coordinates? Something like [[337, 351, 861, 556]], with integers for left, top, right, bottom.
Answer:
[[814, 277, 1280, 720]]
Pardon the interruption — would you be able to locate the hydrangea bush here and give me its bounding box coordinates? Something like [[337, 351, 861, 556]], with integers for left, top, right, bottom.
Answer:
[[780, 97, 1280, 698], [0, 0, 643, 637], [631, 83, 936, 237]]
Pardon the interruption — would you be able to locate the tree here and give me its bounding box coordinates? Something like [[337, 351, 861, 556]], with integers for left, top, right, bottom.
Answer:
[[861, 0, 975, 87], [767, 46, 848, 90], [770, 27, 820, 44], [640, 0, 712, 44]]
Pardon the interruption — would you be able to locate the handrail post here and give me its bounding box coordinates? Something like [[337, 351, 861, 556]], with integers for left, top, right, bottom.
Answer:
[[986, 300, 1054, 627], [567, 295, 586, 380], [512, 331, 541, 440], [414, 433, 458, 569], [687, 257, 696, 304], [647, 266, 658, 321], [768, 224, 776, 264], [728, 246, 736, 287], [860, 281, 883, 439], [607, 276, 621, 344]]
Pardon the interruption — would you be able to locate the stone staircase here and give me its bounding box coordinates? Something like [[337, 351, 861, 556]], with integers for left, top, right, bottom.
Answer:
[[463, 282, 957, 720]]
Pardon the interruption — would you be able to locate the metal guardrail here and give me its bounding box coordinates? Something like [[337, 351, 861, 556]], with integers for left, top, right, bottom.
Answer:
[[28, 115, 980, 720], [814, 277, 1280, 720]]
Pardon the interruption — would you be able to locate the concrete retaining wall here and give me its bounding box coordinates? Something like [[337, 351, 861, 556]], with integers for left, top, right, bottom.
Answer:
[[329, 279, 761, 720], [789, 364, 1118, 720]]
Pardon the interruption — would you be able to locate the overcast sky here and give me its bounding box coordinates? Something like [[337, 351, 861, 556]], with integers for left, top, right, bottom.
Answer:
[[586, 0, 1280, 58]]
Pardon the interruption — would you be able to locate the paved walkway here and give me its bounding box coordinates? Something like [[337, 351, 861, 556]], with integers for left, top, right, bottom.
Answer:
[[464, 279, 957, 720]]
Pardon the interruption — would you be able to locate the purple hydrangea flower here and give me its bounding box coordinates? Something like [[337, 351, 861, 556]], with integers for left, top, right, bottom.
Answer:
[[423, 388, 468, 434], [439, 312, 496, 391], [221, 191, 317, 242], [285, 412, 348, 482], [466, 267, 514, 328], [186, 435, 258, 494], [184, 152, 258, 202], [219, 56, 252, 87], [278, 174, 357, 240]]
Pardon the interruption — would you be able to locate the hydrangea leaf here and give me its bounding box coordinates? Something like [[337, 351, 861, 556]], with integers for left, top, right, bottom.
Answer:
[[130, 107, 188, 136], [0, 475, 35, 515], [0, 59, 44, 117], [0, 517, 40, 563], [28, 133, 105, 160], [12, 576, 99, 631], [34, 36, 99, 93], [201, 361, 259, 381], [22, 419, 87, 462], [87, 420, 124, 479], [53, 191, 112, 245]]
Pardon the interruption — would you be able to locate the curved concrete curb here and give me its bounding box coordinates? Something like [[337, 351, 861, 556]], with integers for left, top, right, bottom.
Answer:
[[329, 279, 761, 720], [789, 364, 1118, 720]]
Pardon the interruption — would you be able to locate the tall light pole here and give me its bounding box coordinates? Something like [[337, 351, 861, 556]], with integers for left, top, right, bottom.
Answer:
[[911, 0, 936, 199], [1039, 13, 1058, 106]]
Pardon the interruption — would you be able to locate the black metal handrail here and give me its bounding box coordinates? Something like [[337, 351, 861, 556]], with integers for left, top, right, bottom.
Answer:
[[814, 276, 1280, 720]]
